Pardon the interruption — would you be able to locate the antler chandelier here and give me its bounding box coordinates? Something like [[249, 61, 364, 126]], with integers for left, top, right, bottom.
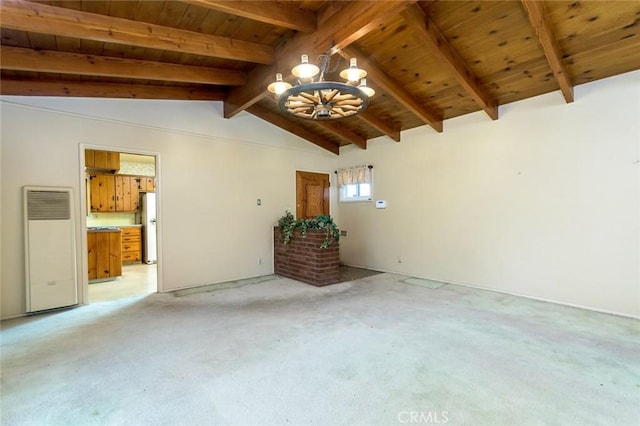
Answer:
[[267, 50, 375, 120]]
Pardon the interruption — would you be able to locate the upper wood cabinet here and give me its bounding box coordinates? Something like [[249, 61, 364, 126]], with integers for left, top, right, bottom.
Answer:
[[137, 176, 156, 193], [89, 173, 116, 212], [85, 149, 120, 172], [89, 173, 153, 212], [115, 175, 140, 212]]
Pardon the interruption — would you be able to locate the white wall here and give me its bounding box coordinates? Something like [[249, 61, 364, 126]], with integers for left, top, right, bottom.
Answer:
[[2, 72, 638, 319], [337, 71, 640, 317], [1, 98, 338, 319]]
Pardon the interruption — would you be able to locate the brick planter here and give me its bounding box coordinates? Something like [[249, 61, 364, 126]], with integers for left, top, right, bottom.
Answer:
[[273, 227, 339, 286]]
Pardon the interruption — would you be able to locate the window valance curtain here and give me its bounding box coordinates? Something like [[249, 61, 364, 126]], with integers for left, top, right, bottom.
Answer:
[[337, 165, 372, 186]]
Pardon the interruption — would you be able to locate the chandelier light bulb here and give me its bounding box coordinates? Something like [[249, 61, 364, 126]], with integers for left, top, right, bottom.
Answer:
[[340, 58, 367, 82], [292, 55, 320, 80], [358, 78, 375, 97], [267, 73, 292, 95]]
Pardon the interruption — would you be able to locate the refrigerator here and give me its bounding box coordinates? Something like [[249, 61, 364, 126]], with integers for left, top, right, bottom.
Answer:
[[141, 193, 157, 264]]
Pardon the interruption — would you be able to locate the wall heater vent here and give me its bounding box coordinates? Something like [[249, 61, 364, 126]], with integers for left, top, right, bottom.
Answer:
[[27, 190, 71, 220], [24, 186, 78, 313]]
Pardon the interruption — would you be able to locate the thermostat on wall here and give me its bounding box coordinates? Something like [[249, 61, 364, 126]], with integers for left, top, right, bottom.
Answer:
[[376, 200, 387, 209]]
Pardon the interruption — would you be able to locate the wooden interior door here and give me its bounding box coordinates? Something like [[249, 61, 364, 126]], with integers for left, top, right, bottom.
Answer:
[[296, 171, 330, 219]]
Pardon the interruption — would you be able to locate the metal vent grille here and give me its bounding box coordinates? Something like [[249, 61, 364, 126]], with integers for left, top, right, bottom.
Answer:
[[27, 190, 71, 220]]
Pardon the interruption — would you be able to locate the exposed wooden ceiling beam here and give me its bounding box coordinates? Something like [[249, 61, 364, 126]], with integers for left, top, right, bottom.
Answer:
[[222, 63, 273, 121], [357, 111, 401, 142], [223, 1, 416, 119], [0, 79, 226, 100], [315, 1, 416, 56], [247, 104, 340, 155], [521, 0, 574, 103], [401, 4, 499, 120], [1, 46, 246, 86], [341, 46, 443, 133], [318, 121, 367, 150], [183, 0, 317, 33], [265, 95, 367, 148], [0, 0, 273, 64]]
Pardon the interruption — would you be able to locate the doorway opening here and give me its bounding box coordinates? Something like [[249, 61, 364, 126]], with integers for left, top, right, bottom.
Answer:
[[82, 149, 159, 304]]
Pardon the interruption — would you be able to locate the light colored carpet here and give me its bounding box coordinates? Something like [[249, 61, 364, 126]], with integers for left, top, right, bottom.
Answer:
[[1, 273, 639, 425]]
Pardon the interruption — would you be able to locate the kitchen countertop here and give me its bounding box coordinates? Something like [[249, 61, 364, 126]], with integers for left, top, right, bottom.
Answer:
[[87, 226, 121, 232], [87, 224, 142, 232]]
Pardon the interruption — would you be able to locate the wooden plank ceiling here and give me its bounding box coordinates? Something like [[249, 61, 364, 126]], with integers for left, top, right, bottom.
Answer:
[[1, 0, 639, 154]]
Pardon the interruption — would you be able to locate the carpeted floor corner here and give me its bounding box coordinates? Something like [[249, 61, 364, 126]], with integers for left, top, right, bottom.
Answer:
[[338, 264, 383, 282]]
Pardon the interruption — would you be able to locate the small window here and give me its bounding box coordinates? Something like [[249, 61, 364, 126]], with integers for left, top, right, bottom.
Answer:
[[340, 183, 371, 202], [338, 165, 373, 203]]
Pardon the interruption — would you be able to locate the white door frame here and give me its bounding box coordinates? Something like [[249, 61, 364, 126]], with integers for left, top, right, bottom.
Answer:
[[77, 144, 163, 304]]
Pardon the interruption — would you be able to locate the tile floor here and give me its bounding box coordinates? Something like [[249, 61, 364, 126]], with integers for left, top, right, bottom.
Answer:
[[88, 263, 157, 303]]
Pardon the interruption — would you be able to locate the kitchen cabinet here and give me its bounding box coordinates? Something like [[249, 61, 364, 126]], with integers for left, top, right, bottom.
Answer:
[[115, 175, 140, 212], [86, 149, 120, 172], [89, 173, 116, 212], [120, 226, 142, 263], [137, 176, 155, 193], [90, 173, 144, 212], [87, 229, 122, 280]]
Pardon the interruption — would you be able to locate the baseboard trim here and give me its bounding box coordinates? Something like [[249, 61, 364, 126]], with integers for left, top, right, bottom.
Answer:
[[343, 264, 640, 320]]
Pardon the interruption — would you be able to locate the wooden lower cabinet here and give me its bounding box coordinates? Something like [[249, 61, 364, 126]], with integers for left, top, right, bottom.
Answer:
[[120, 226, 142, 263], [87, 230, 122, 280]]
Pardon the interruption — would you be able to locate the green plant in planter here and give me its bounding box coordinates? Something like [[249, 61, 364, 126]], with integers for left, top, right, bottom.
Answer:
[[277, 210, 340, 249]]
